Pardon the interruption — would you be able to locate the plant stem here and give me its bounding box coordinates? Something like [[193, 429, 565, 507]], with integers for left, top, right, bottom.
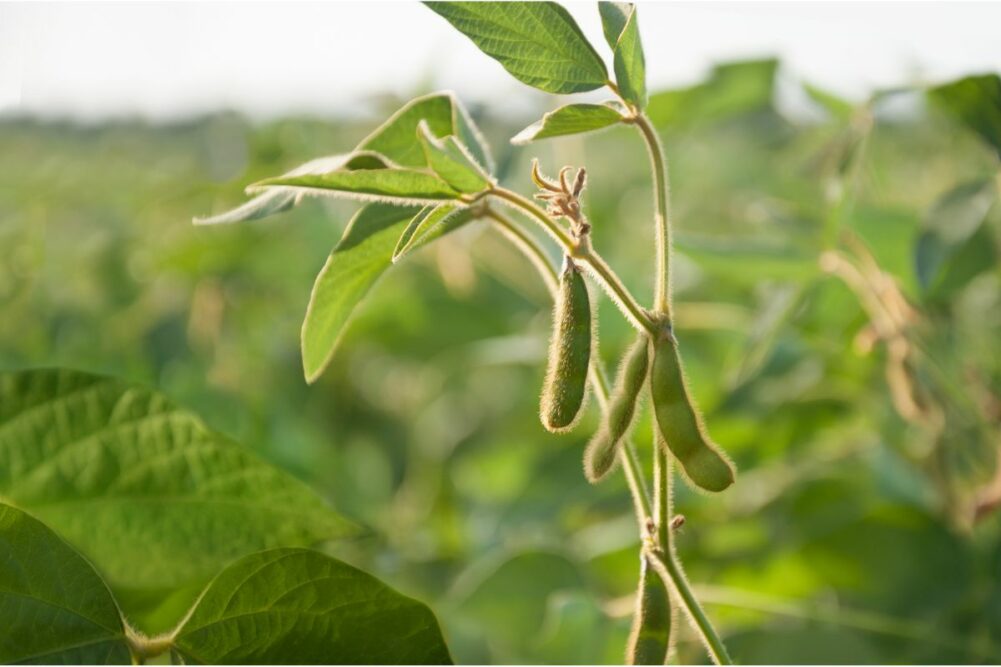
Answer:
[[647, 451, 733, 666], [633, 113, 672, 318], [489, 187, 657, 336], [633, 111, 733, 664], [485, 206, 653, 524]]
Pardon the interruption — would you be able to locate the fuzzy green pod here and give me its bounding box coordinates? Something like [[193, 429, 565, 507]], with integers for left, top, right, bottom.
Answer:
[[650, 329, 735, 492], [540, 257, 592, 432], [626, 555, 672, 665], [584, 333, 649, 482]]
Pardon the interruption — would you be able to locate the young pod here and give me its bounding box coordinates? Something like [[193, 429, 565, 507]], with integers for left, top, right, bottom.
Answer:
[[584, 333, 649, 482], [626, 555, 672, 665], [540, 257, 592, 432], [650, 328, 735, 492]]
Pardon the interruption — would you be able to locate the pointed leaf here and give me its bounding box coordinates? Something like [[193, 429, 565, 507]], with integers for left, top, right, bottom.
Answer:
[[425, 2, 608, 94], [174, 548, 452, 664], [929, 74, 1001, 156], [0, 369, 357, 594], [803, 82, 856, 121], [417, 121, 491, 194], [253, 168, 461, 205], [512, 103, 625, 144], [393, 203, 479, 262], [0, 503, 130, 664], [194, 93, 493, 225], [301, 205, 420, 382], [599, 3, 647, 109]]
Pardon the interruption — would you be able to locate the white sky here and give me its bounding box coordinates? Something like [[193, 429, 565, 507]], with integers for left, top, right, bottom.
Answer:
[[2, 1, 1001, 121]]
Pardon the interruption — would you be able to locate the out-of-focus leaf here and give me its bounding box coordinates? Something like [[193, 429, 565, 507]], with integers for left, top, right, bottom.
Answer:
[[393, 203, 479, 263], [915, 179, 997, 294], [803, 82, 856, 121], [417, 121, 491, 194], [512, 103, 625, 145], [424, 2, 608, 95], [174, 548, 452, 664], [599, 3, 647, 109], [0, 503, 130, 664], [928, 74, 1001, 156], [648, 59, 778, 129], [676, 234, 820, 282], [0, 369, 356, 593]]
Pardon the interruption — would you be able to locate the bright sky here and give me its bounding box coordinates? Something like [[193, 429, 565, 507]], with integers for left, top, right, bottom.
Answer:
[[2, 1, 1001, 121]]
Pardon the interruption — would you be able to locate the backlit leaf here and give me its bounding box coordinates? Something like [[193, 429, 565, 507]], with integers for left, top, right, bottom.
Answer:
[[511, 103, 625, 144], [599, 3, 647, 109], [929, 74, 1001, 156], [393, 203, 479, 263], [417, 121, 492, 194]]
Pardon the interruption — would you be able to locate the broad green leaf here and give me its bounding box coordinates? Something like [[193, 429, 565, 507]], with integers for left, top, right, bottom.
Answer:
[[417, 121, 492, 194], [425, 2, 608, 94], [0, 369, 357, 594], [302, 204, 421, 382], [511, 103, 625, 144], [174, 548, 452, 664], [647, 58, 778, 130], [252, 167, 461, 205], [194, 93, 492, 225], [915, 179, 997, 293], [0, 503, 130, 664], [393, 203, 479, 262], [599, 3, 647, 109], [928, 74, 1001, 156]]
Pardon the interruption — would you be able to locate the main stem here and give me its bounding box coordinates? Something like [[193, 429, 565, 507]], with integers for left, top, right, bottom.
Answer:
[[485, 207, 653, 526], [633, 114, 672, 318], [634, 111, 732, 664]]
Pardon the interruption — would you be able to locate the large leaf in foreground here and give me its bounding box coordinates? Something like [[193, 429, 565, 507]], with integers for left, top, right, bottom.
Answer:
[[0, 503, 129, 664], [512, 103, 625, 145], [253, 167, 461, 206], [174, 548, 452, 664], [0, 369, 356, 592], [425, 2, 608, 94]]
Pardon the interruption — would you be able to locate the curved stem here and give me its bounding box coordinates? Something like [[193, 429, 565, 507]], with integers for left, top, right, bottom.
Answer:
[[485, 206, 653, 523], [489, 187, 657, 336], [633, 113, 672, 318], [649, 446, 732, 665]]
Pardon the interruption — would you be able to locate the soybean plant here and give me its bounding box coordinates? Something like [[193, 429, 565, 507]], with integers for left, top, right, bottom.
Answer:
[[196, 2, 737, 663]]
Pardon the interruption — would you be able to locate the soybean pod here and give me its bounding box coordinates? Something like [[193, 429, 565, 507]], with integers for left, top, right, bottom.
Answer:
[[626, 555, 673, 665], [584, 333, 649, 482], [540, 257, 592, 432], [650, 327, 735, 492]]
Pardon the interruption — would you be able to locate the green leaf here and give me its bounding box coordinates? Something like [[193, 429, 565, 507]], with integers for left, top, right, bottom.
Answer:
[[0, 503, 130, 664], [393, 203, 479, 263], [425, 2, 608, 94], [417, 121, 492, 194], [301, 204, 420, 382], [173, 548, 452, 664], [647, 58, 778, 130], [915, 179, 997, 293], [194, 93, 492, 225], [599, 3, 647, 109], [511, 103, 625, 144], [252, 166, 462, 205], [803, 82, 856, 122], [928, 74, 1001, 156], [0, 369, 357, 594]]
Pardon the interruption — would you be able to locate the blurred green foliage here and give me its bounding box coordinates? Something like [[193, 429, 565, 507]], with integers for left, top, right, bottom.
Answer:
[[1, 60, 1000, 663]]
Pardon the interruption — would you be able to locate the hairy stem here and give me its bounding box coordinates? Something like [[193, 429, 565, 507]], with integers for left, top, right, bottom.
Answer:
[[633, 110, 732, 663], [489, 187, 657, 336], [648, 450, 733, 666], [633, 113, 672, 317], [486, 206, 653, 524]]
